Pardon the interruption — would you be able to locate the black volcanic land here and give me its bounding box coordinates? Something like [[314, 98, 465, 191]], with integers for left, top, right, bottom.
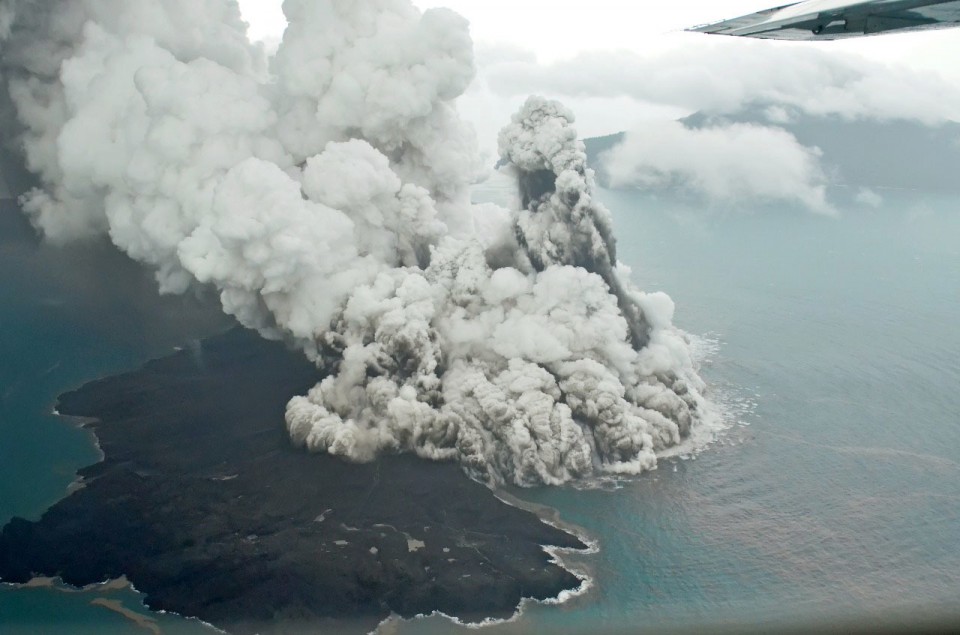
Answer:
[[0, 327, 585, 634]]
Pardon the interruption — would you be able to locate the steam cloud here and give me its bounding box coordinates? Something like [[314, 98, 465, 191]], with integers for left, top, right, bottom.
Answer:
[[602, 121, 832, 213], [0, 0, 707, 486]]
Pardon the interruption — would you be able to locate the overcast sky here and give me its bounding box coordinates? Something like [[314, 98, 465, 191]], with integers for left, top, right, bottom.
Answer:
[[239, 0, 960, 68]]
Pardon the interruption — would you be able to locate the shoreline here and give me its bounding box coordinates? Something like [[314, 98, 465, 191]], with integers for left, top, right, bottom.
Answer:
[[375, 489, 601, 633], [8, 328, 734, 635], [2, 575, 224, 634], [28, 368, 603, 635], [5, 575, 132, 593]]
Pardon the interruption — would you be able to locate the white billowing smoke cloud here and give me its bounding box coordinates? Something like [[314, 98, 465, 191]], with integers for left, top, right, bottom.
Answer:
[[0, 0, 707, 486], [602, 121, 832, 214], [286, 97, 704, 485]]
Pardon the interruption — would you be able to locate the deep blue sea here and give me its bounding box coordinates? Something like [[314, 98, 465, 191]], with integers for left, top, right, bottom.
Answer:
[[2, 186, 959, 633]]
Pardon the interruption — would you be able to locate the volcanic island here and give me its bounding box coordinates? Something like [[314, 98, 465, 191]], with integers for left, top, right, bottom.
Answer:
[[0, 327, 587, 634]]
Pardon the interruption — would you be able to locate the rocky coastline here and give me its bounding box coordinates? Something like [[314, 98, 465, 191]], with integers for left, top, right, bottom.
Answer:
[[0, 328, 586, 634]]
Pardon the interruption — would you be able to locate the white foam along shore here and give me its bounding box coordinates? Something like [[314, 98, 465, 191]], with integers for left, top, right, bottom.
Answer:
[[373, 489, 599, 634]]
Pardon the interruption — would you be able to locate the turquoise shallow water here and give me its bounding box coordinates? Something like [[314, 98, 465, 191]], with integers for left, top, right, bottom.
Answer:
[[0, 205, 227, 633], [2, 189, 960, 633]]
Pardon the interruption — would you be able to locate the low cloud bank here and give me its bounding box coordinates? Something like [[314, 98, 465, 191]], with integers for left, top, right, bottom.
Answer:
[[602, 121, 832, 213], [482, 42, 960, 125]]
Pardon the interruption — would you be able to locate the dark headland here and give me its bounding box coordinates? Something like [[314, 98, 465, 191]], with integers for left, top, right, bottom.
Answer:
[[0, 327, 585, 634]]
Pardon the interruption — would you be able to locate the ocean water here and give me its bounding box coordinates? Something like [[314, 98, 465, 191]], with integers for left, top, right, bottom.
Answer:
[[397, 185, 960, 633], [0, 204, 228, 633], [2, 188, 959, 633]]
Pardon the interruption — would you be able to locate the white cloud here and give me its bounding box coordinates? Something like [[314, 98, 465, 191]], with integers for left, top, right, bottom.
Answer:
[[855, 187, 884, 208], [481, 38, 960, 126], [763, 105, 794, 125], [412, 1, 960, 71], [602, 121, 833, 213], [236, 0, 285, 44]]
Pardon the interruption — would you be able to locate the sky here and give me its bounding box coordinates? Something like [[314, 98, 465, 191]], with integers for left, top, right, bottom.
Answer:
[[238, 0, 960, 68], [240, 0, 960, 138], [236, 1, 960, 164]]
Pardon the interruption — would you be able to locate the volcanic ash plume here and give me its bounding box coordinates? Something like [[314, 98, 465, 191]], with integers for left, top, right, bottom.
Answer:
[[287, 95, 706, 486], [0, 0, 707, 486]]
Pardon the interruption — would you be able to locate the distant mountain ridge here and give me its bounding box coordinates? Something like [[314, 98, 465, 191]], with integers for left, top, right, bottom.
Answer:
[[583, 132, 626, 165]]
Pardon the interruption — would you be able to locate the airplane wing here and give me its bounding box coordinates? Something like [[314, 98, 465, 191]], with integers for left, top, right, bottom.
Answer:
[[689, 0, 960, 39]]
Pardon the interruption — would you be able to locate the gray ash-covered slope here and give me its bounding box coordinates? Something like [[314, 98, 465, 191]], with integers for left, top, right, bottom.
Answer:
[[0, 327, 584, 634]]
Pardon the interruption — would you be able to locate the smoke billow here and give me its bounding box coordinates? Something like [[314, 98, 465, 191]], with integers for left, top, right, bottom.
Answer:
[[0, 0, 708, 486]]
